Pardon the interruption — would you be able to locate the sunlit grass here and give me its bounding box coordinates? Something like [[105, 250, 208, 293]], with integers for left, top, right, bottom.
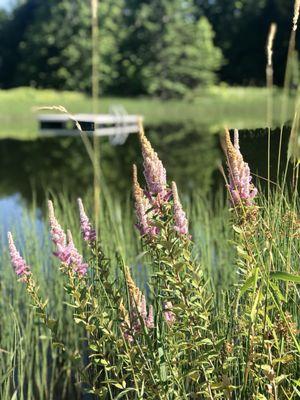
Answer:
[[0, 86, 295, 139]]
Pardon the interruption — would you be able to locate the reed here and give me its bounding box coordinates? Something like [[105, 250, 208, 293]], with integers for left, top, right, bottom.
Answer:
[[266, 23, 277, 202]]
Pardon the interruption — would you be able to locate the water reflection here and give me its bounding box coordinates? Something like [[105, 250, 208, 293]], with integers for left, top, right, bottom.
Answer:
[[0, 193, 44, 244], [0, 124, 293, 213], [0, 194, 24, 235], [0, 123, 220, 203]]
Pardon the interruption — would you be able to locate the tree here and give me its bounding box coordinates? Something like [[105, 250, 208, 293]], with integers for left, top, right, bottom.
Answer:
[[13, 0, 125, 93], [193, 0, 295, 85], [0, 0, 297, 91], [117, 0, 223, 97], [0, 0, 39, 89], [144, 12, 223, 97]]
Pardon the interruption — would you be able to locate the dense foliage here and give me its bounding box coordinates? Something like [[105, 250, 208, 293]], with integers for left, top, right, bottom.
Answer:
[[116, 0, 222, 97], [194, 0, 295, 85], [0, 0, 298, 93], [0, 0, 125, 93], [0, 0, 222, 97]]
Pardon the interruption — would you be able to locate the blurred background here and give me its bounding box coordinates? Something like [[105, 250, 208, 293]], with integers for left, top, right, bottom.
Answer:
[[0, 0, 297, 231]]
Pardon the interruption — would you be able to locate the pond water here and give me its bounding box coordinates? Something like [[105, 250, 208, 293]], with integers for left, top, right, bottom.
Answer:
[[0, 123, 292, 237]]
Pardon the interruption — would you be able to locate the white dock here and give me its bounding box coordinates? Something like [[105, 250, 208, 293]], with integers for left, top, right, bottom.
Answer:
[[37, 111, 143, 145]]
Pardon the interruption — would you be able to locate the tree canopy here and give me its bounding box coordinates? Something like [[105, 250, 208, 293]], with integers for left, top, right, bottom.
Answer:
[[0, 0, 297, 96], [116, 0, 223, 97], [13, 0, 125, 93]]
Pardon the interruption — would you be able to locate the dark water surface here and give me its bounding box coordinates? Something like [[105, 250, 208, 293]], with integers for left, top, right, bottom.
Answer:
[[0, 124, 292, 234]]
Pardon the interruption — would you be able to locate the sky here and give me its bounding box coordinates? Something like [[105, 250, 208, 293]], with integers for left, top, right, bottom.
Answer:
[[0, 0, 15, 11]]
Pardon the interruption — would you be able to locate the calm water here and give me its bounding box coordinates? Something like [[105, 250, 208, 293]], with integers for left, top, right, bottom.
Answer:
[[0, 123, 292, 236]]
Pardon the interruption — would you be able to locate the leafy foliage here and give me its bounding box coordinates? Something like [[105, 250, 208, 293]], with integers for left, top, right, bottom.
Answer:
[[118, 0, 223, 97], [0, 0, 222, 97], [0, 0, 298, 90], [1, 0, 125, 93]]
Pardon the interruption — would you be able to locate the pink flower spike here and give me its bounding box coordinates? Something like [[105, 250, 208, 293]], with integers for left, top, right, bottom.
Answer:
[[140, 294, 147, 320], [7, 232, 31, 279], [133, 165, 158, 236], [146, 305, 154, 329], [77, 198, 96, 243], [164, 301, 175, 326], [139, 127, 167, 196], [224, 129, 257, 206], [53, 243, 72, 264], [48, 200, 66, 247], [172, 182, 189, 235], [121, 268, 155, 340], [66, 230, 88, 276]]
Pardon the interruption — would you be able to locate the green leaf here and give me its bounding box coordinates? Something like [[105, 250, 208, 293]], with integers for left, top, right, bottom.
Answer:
[[269, 281, 286, 302], [292, 379, 300, 386], [113, 383, 125, 390], [250, 288, 261, 322], [236, 245, 248, 258], [74, 317, 86, 325], [113, 388, 138, 399], [270, 272, 300, 284], [11, 390, 18, 400], [255, 394, 268, 400], [199, 338, 213, 346], [240, 273, 256, 296], [275, 374, 288, 384], [232, 225, 244, 234], [89, 344, 98, 352]]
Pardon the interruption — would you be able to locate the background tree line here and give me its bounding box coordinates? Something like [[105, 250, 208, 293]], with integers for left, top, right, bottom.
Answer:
[[0, 0, 296, 98]]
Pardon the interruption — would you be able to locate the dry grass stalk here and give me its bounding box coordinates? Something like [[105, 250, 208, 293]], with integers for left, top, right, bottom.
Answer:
[[91, 0, 101, 232], [293, 0, 300, 31], [35, 105, 95, 164], [266, 23, 277, 68]]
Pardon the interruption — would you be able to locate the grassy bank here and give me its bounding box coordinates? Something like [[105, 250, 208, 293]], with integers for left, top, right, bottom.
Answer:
[[0, 86, 295, 139]]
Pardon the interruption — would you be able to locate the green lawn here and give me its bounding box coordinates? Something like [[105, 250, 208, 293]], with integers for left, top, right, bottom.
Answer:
[[0, 86, 294, 139]]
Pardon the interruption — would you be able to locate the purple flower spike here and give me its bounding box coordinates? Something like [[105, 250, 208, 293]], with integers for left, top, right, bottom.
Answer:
[[146, 305, 154, 329], [164, 301, 175, 326], [54, 243, 72, 264], [7, 232, 31, 279], [52, 228, 88, 276], [121, 267, 155, 341], [140, 294, 147, 320], [139, 128, 167, 196], [133, 165, 158, 236], [48, 200, 66, 247], [224, 129, 257, 206], [172, 182, 189, 235], [77, 198, 96, 243], [66, 230, 88, 276]]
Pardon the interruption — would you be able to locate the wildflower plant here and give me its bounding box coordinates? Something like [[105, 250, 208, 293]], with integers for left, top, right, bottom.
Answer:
[[222, 129, 300, 399], [131, 128, 224, 398], [7, 232, 59, 340], [7, 127, 300, 399]]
